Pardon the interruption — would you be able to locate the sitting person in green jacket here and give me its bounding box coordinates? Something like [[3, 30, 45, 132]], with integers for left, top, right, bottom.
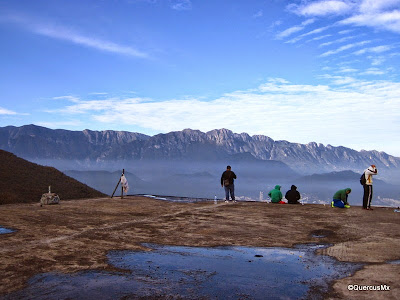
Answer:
[[331, 188, 351, 208], [268, 185, 284, 203]]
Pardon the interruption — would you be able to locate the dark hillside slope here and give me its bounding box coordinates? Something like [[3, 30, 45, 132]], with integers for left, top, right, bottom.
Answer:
[[0, 150, 105, 204]]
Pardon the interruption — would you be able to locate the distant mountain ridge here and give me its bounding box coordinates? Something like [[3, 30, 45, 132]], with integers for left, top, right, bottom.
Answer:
[[0, 124, 149, 160], [297, 170, 388, 184], [0, 125, 399, 174]]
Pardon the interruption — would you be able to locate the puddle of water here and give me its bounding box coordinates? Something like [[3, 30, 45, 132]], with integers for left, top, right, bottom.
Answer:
[[139, 194, 263, 203], [140, 194, 214, 203], [388, 260, 400, 265], [5, 244, 362, 300], [138, 194, 331, 205], [310, 229, 335, 239], [0, 226, 15, 234]]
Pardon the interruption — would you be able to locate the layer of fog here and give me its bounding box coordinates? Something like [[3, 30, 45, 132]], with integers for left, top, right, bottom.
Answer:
[[30, 159, 400, 207]]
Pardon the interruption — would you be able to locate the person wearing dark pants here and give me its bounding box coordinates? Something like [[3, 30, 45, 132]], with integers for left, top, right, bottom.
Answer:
[[363, 184, 373, 209], [362, 164, 378, 210], [221, 165, 237, 203]]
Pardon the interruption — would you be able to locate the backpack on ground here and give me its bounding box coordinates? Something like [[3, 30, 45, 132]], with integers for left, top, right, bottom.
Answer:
[[360, 172, 366, 185]]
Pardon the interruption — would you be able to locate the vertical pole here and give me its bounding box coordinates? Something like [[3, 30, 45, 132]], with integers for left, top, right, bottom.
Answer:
[[111, 169, 122, 198], [121, 169, 125, 199]]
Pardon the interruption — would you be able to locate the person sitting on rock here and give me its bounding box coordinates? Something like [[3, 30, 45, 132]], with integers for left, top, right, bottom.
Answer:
[[331, 188, 351, 208], [285, 185, 301, 204], [268, 185, 285, 204]]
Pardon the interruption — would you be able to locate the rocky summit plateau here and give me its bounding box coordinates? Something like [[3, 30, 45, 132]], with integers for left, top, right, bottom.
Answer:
[[1, 196, 399, 299]]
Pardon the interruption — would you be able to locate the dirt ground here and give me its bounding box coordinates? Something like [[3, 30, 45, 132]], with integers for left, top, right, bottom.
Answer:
[[0, 196, 399, 299]]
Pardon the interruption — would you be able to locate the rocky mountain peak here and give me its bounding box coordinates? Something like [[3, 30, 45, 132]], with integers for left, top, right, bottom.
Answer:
[[206, 128, 235, 143]]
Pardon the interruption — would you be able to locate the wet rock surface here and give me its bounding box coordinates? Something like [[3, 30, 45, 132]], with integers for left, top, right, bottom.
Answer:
[[0, 196, 399, 299]]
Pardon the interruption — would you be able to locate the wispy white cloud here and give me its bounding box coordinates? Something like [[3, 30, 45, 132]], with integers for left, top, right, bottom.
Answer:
[[170, 0, 192, 11], [320, 40, 372, 56], [89, 92, 109, 96], [272, 0, 400, 79], [319, 74, 358, 85], [288, 0, 354, 17], [276, 19, 315, 39], [1, 14, 149, 58], [306, 34, 332, 42], [46, 77, 400, 154], [319, 35, 357, 47], [336, 67, 358, 73], [321, 66, 333, 71], [359, 0, 400, 14], [253, 10, 263, 18], [353, 45, 394, 55], [258, 79, 329, 93], [269, 20, 282, 29], [35, 26, 149, 58], [0, 107, 17, 115], [282, 0, 400, 51], [53, 96, 81, 103], [360, 68, 386, 75], [369, 56, 386, 65], [340, 9, 400, 34], [286, 25, 331, 43]]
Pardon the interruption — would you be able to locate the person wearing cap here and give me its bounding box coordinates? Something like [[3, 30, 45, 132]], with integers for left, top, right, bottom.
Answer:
[[331, 188, 351, 208], [362, 164, 378, 210]]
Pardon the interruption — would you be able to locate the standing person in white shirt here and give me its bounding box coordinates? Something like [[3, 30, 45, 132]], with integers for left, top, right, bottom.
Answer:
[[362, 164, 378, 210]]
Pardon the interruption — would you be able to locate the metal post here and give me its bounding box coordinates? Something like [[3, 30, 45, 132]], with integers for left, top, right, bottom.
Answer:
[[111, 170, 123, 198], [121, 169, 125, 199]]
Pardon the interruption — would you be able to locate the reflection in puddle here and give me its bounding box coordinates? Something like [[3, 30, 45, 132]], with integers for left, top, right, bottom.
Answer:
[[0, 226, 15, 234], [138, 194, 331, 205], [311, 234, 325, 238], [140, 194, 264, 203], [141, 194, 212, 203], [310, 229, 335, 239], [5, 244, 362, 300]]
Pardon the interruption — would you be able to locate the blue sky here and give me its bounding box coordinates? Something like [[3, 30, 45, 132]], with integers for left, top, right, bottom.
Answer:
[[1, 0, 400, 156]]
